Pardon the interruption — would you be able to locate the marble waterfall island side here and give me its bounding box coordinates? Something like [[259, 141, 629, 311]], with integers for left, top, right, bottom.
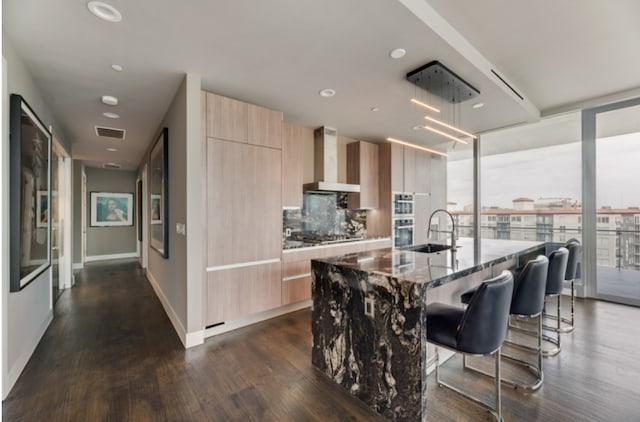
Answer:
[[311, 239, 547, 421]]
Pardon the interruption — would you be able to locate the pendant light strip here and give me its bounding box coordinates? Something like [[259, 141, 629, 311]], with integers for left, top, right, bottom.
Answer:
[[424, 115, 477, 139], [386, 137, 448, 157], [410, 98, 440, 113], [421, 125, 468, 145]]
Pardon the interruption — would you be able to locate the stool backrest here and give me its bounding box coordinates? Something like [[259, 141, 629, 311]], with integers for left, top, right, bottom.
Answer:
[[546, 247, 569, 295], [564, 240, 581, 281], [457, 270, 514, 355], [510, 255, 549, 316]]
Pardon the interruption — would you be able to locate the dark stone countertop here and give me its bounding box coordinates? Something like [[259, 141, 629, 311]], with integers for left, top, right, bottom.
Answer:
[[282, 236, 391, 251], [313, 237, 547, 288]]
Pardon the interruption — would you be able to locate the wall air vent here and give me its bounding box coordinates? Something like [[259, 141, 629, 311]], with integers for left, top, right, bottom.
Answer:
[[407, 60, 480, 104], [95, 126, 126, 140], [490, 69, 524, 100], [103, 162, 121, 169]]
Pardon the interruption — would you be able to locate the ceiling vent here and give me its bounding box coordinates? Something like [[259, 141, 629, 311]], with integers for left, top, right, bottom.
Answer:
[[95, 126, 126, 140], [103, 163, 121, 169]]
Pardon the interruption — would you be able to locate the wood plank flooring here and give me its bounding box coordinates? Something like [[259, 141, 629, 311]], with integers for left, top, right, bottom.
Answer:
[[3, 259, 640, 421]]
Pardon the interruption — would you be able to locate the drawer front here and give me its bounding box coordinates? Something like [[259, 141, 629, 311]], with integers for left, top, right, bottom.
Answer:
[[282, 275, 312, 305], [283, 260, 311, 278]]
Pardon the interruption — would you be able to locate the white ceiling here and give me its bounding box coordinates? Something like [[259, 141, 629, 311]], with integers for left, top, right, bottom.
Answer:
[[4, 0, 639, 170]]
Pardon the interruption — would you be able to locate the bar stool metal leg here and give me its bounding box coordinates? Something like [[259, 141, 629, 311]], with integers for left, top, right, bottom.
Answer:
[[467, 313, 544, 391], [435, 348, 504, 422]]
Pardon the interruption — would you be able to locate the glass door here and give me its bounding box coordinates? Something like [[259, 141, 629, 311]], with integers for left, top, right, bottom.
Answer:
[[584, 98, 640, 306]]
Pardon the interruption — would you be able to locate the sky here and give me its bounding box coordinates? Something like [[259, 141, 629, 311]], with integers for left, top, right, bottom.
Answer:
[[448, 132, 640, 210]]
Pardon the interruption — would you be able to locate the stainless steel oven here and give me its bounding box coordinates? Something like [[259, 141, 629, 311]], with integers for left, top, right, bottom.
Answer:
[[393, 193, 414, 217], [393, 218, 414, 248]]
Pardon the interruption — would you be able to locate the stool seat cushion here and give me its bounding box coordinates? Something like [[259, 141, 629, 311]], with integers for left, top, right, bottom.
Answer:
[[426, 303, 464, 349]]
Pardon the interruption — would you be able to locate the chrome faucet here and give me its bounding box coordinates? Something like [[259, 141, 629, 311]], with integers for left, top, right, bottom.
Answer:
[[427, 209, 456, 251]]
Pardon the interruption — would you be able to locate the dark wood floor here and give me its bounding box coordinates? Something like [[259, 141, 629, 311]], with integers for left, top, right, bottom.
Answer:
[[4, 260, 640, 421]]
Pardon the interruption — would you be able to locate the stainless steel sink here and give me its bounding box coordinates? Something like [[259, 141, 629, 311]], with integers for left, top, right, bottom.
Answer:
[[402, 243, 452, 254]]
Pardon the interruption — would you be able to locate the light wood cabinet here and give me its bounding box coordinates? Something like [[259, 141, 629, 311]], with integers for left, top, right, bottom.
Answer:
[[414, 194, 431, 244], [403, 146, 416, 194], [414, 150, 431, 195], [207, 138, 282, 266], [282, 123, 308, 208], [206, 93, 248, 143], [248, 104, 282, 149], [281, 238, 391, 305], [347, 141, 379, 209], [206, 262, 281, 325], [390, 143, 404, 193]]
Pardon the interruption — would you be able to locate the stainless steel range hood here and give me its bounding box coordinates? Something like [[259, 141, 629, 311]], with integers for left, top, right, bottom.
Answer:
[[303, 126, 360, 193]]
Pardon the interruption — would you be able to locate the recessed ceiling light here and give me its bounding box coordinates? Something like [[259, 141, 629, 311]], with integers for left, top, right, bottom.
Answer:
[[103, 112, 120, 119], [412, 125, 423, 131], [472, 102, 485, 109], [111, 64, 123, 71], [319, 88, 336, 98], [370, 107, 380, 112], [87, 1, 122, 23], [106, 147, 118, 152], [389, 48, 406, 59], [101, 95, 118, 106]]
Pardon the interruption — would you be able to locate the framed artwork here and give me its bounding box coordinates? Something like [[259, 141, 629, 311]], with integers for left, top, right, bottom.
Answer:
[[137, 179, 143, 241], [36, 190, 49, 228], [10, 94, 52, 292], [150, 194, 162, 224], [150, 128, 169, 258], [90, 192, 134, 227]]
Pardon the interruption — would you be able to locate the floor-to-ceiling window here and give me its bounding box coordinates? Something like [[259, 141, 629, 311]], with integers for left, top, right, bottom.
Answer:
[[584, 99, 640, 305]]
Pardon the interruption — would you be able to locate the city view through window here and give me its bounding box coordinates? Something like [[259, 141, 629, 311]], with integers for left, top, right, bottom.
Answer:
[[447, 128, 640, 293]]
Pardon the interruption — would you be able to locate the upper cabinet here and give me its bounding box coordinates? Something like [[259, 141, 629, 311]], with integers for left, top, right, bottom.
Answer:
[[206, 92, 282, 149], [206, 93, 248, 143], [282, 123, 311, 208], [389, 143, 431, 194], [347, 141, 379, 209], [414, 150, 431, 195], [248, 104, 282, 149], [403, 146, 416, 194]]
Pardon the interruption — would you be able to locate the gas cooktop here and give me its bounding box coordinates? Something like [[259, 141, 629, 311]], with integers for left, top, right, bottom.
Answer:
[[292, 232, 365, 245]]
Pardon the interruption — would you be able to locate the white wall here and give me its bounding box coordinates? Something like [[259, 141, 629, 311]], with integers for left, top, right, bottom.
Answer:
[[2, 35, 70, 398], [143, 74, 203, 348]]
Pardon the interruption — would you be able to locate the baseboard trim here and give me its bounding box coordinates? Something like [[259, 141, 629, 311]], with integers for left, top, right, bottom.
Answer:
[[145, 271, 204, 349], [204, 300, 312, 338], [85, 252, 138, 262], [4, 309, 53, 399]]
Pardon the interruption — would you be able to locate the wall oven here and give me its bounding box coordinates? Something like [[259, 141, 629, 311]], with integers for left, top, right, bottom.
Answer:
[[393, 193, 414, 217], [393, 193, 414, 248], [393, 218, 414, 248]]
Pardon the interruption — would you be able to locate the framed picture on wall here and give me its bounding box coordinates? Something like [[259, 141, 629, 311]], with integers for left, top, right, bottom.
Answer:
[[36, 190, 49, 228], [150, 194, 162, 224], [90, 192, 134, 227], [9, 94, 52, 292]]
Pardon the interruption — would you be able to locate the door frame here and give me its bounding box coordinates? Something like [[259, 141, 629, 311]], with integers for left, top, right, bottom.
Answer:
[[582, 96, 640, 306]]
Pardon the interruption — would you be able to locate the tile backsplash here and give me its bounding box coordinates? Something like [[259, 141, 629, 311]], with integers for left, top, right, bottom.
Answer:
[[283, 193, 366, 238]]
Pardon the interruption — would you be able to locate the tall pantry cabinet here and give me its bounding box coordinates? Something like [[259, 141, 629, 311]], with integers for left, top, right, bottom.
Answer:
[[203, 92, 283, 326]]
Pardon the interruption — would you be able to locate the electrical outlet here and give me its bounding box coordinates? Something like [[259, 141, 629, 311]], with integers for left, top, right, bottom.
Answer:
[[364, 297, 375, 318]]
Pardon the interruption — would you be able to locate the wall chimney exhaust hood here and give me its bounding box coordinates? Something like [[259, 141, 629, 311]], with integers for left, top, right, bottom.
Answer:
[[303, 126, 360, 194]]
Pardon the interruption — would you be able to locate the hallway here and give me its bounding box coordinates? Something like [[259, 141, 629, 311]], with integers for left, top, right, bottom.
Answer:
[[3, 260, 640, 421]]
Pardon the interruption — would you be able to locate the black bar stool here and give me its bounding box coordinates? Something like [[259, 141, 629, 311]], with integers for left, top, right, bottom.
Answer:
[[544, 239, 580, 334], [462, 256, 549, 390], [426, 270, 514, 422], [539, 247, 570, 356]]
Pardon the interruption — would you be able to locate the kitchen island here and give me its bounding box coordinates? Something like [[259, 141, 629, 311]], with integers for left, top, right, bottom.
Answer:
[[311, 238, 549, 421]]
